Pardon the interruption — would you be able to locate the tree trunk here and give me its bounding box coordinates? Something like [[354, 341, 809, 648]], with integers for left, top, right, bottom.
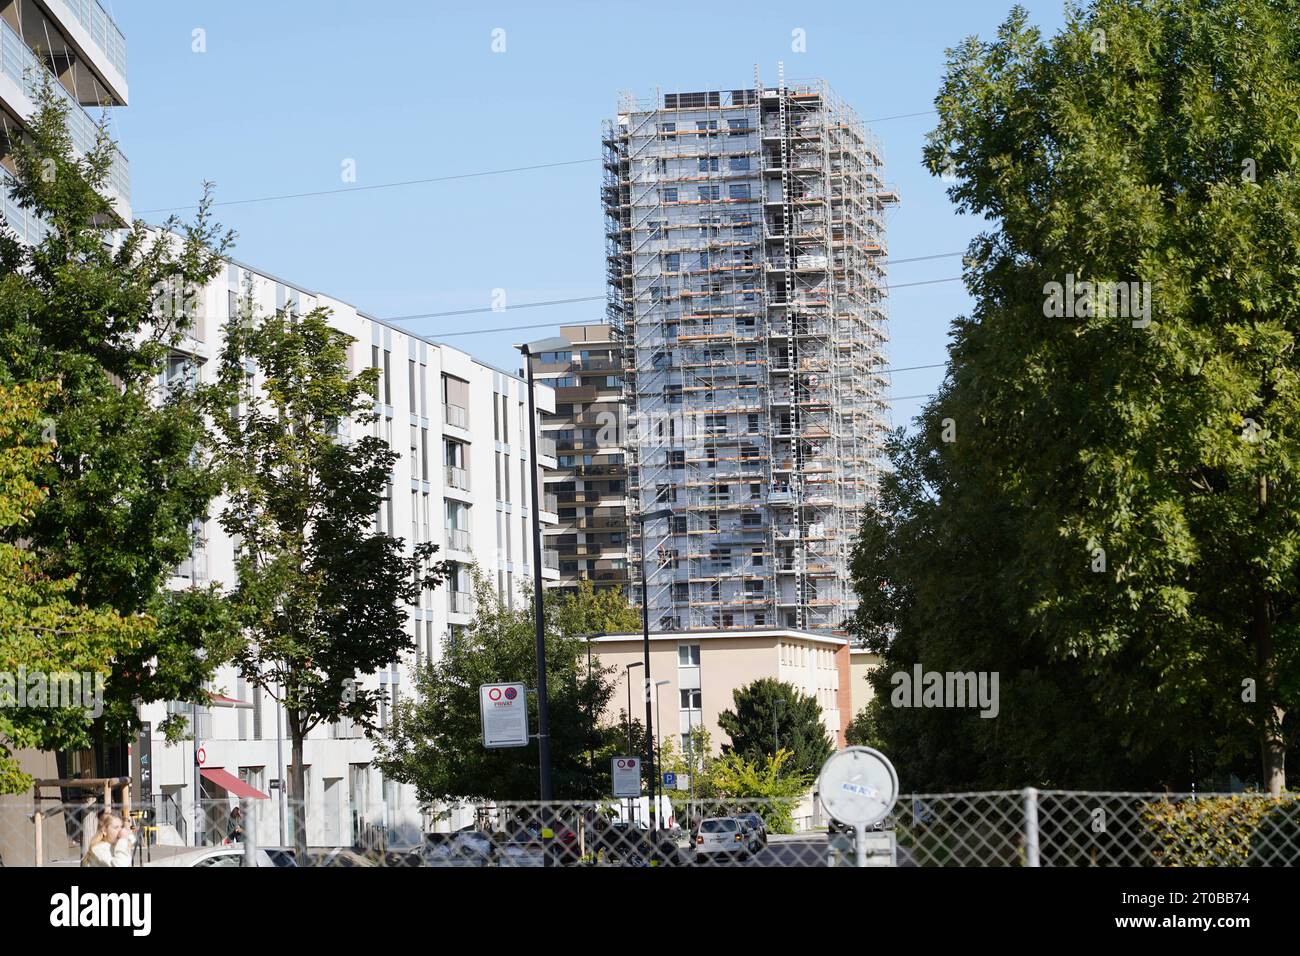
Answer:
[[290, 719, 309, 864], [1253, 473, 1286, 797]]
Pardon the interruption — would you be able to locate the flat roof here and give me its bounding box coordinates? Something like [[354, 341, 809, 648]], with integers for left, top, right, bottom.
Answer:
[[590, 627, 848, 647], [155, 241, 533, 388]]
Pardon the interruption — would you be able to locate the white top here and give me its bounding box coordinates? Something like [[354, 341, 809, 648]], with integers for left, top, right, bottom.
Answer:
[[83, 832, 135, 867]]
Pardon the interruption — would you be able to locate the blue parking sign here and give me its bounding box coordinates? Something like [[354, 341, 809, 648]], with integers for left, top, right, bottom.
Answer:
[[663, 772, 676, 787]]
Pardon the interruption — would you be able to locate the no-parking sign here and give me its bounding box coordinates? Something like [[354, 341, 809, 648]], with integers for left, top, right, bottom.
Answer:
[[480, 682, 529, 748], [612, 757, 641, 797]]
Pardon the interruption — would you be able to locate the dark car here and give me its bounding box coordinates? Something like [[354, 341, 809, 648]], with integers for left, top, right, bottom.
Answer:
[[736, 812, 768, 851]]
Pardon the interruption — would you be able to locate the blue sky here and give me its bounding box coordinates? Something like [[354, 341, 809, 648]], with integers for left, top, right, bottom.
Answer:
[[108, 0, 1069, 427]]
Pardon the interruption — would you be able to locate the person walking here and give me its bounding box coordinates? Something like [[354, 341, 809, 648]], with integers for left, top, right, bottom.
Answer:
[[81, 810, 136, 867]]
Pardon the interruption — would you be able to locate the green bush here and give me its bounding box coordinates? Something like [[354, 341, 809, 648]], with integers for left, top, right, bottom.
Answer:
[[1140, 796, 1279, 866]]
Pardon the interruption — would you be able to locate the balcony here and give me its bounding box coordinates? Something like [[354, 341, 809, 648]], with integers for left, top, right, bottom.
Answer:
[[543, 549, 560, 570], [544, 493, 559, 513], [448, 590, 473, 615], [445, 528, 471, 552], [444, 403, 468, 429], [538, 436, 558, 458], [1, 167, 48, 244], [0, 16, 130, 211], [52, 0, 128, 81], [445, 465, 469, 491]]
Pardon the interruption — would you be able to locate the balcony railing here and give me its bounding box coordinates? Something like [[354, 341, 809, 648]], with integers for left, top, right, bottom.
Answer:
[[0, 17, 130, 204], [448, 590, 473, 614], [58, 0, 128, 77], [543, 493, 559, 513], [1, 168, 50, 245], [543, 549, 560, 570], [538, 436, 558, 458], [445, 465, 469, 490], [445, 528, 471, 552], [444, 403, 468, 429]]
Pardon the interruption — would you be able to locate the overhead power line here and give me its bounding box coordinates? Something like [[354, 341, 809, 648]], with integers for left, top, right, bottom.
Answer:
[[392, 271, 965, 328], [137, 158, 602, 214], [138, 108, 938, 214]]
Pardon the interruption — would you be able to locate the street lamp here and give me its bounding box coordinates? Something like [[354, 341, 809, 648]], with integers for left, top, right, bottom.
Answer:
[[624, 662, 643, 824], [515, 335, 571, 806], [624, 662, 643, 754], [654, 680, 670, 787], [635, 507, 674, 833]]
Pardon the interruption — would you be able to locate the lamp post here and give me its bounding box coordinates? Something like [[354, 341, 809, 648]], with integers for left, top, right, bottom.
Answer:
[[624, 662, 642, 823], [635, 507, 674, 833], [624, 662, 642, 754], [515, 336, 571, 807], [654, 680, 669, 775]]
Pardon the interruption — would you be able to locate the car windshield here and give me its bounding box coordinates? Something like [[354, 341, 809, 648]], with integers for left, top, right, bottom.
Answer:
[[701, 819, 737, 832]]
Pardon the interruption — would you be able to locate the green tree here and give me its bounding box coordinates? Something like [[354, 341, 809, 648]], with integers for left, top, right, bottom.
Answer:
[[857, 0, 1300, 792], [696, 749, 810, 834], [208, 302, 445, 857], [377, 569, 628, 804], [717, 678, 833, 779], [0, 80, 238, 745], [0, 382, 152, 791], [552, 579, 641, 637]]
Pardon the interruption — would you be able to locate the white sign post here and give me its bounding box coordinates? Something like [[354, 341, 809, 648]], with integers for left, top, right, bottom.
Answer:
[[612, 757, 641, 798], [817, 747, 900, 867], [480, 683, 529, 748]]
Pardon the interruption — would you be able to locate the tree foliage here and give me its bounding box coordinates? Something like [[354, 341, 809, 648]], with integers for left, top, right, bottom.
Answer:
[[716, 678, 833, 779], [0, 382, 151, 792], [695, 749, 811, 833], [377, 570, 636, 804], [854, 0, 1300, 791], [208, 301, 446, 854], [0, 80, 238, 744]]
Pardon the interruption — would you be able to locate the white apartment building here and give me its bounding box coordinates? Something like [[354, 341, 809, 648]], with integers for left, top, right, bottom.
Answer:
[[1, 0, 130, 230], [142, 258, 559, 850]]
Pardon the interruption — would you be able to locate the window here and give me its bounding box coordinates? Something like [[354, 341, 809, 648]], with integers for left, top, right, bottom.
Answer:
[[729, 156, 750, 171], [680, 688, 702, 709], [728, 183, 751, 200], [678, 644, 700, 666], [695, 120, 719, 138], [698, 185, 721, 201], [662, 187, 677, 202], [728, 117, 751, 135], [698, 157, 719, 172], [660, 122, 676, 137], [665, 253, 681, 272]]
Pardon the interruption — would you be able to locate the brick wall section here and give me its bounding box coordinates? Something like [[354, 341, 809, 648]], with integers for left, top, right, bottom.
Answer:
[[834, 643, 852, 747]]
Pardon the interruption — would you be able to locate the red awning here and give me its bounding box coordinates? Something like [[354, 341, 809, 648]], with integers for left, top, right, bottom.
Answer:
[[200, 767, 269, 800]]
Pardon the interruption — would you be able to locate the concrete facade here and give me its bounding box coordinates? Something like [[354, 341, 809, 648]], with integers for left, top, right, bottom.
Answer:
[[590, 628, 850, 763]]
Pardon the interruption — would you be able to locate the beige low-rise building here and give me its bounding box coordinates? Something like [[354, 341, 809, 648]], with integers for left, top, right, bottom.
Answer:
[[590, 628, 851, 760], [848, 648, 883, 723]]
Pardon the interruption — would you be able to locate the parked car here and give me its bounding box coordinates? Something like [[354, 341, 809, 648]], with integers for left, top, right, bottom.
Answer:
[[692, 817, 749, 862], [144, 846, 279, 867], [736, 812, 768, 851], [422, 828, 495, 867]]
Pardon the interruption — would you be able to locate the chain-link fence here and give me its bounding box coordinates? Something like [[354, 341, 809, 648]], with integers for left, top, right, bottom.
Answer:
[[4, 790, 1298, 867]]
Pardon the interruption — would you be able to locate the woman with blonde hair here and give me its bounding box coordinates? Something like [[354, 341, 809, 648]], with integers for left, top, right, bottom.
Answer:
[[81, 810, 135, 867]]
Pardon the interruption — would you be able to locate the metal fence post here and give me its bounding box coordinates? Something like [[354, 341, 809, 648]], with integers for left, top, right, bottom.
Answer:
[[1023, 787, 1041, 867], [243, 797, 257, 867]]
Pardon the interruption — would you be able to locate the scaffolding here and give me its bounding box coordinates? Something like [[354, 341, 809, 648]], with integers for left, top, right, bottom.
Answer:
[[604, 66, 897, 633]]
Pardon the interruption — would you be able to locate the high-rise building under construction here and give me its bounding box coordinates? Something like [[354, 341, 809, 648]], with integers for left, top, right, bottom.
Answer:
[[602, 68, 897, 634]]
